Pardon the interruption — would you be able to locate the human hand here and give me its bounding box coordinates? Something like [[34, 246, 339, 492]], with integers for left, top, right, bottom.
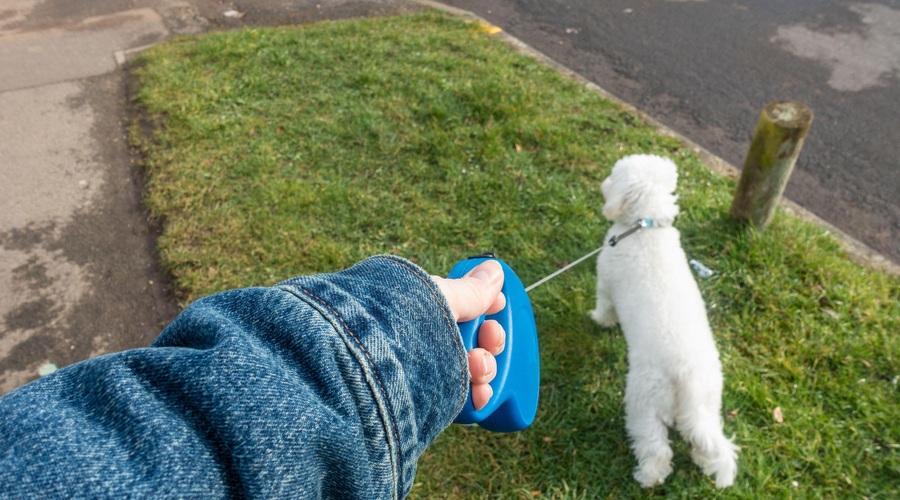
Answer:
[[432, 260, 506, 410]]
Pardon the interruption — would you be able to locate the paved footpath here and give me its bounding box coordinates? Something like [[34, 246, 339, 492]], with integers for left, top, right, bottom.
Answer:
[[0, 0, 416, 395]]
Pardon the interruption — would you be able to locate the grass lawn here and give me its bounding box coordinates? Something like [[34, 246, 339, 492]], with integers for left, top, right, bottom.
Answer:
[[130, 11, 898, 498]]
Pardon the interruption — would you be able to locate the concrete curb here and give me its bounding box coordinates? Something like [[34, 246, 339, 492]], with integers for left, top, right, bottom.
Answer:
[[414, 0, 899, 277], [114, 44, 157, 66]]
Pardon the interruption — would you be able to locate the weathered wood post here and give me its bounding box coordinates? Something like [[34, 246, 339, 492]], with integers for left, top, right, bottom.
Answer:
[[730, 100, 813, 228]]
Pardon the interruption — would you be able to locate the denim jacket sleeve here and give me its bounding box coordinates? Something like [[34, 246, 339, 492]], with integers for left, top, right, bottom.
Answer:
[[0, 255, 469, 499]]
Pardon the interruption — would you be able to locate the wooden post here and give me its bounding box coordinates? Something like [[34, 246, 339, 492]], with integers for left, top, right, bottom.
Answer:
[[730, 100, 813, 228]]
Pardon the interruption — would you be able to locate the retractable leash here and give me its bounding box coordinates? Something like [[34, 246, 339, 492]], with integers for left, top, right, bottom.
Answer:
[[448, 220, 655, 432], [448, 254, 538, 433], [447, 245, 604, 432]]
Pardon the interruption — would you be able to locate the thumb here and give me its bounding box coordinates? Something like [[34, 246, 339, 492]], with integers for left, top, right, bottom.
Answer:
[[433, 260, 506, 322]]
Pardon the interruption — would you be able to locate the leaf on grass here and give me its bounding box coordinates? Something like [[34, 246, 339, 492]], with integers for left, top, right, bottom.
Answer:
[[470, 21, 502, 35], [773, 406, 784, 424], [726, 408, 739, 420]]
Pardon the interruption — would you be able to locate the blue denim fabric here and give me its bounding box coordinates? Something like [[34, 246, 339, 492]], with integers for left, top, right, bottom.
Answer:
[[0, 256, 468, 498]]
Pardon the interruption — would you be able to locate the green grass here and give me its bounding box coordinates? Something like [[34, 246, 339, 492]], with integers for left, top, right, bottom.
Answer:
[[130, 11, 899, 498]]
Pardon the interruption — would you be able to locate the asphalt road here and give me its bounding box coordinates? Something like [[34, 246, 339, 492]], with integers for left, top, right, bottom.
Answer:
[[440, 0, 900, 265]]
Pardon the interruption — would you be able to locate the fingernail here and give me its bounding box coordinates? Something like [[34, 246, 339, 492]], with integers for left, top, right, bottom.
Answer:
[[481, 351, 496, 378], [469, 262, 501, 285]]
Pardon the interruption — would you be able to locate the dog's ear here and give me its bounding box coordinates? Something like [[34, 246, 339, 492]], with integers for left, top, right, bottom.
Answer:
[[601, 177, 627, 220], [601, 157, 643, 220]]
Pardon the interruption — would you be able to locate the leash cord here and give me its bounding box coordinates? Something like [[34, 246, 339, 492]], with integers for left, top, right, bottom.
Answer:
[[525, 244, 604, 292]]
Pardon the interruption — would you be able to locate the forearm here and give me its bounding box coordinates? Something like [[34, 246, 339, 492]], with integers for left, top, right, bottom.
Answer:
[[0, 255, 468, 498], [266, 255, 470, 496]]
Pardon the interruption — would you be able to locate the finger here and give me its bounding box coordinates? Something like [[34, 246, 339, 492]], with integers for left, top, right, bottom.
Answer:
[[433, 260, 505, 322], [485, 290, 506, 316], [467, 348, 496, 385], [477, 320, 505, 356], [471, 383, 494, 411]]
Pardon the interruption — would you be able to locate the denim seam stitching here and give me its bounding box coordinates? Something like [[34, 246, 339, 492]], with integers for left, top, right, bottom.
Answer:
[[377, 257, 469, 410], [297, 286, 403, 495]]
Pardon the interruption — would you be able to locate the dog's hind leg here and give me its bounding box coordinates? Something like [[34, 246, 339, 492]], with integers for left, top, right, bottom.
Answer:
[[625, 372, 675, 487], [675, 378, 739, 488]]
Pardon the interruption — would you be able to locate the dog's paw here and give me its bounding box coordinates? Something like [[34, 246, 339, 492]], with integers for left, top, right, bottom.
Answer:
[[714, 469, 736, 488], [691, 437, 739, 488], [589, 308, 618, 328], [711, 448, 739, 488], [633, 460, 673, 488]]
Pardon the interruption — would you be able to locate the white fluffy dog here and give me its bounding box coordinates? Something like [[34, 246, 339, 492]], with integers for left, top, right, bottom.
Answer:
[[589, 154, 738, 488]]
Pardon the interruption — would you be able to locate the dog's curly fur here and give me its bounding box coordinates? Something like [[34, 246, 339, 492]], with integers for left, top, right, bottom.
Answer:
[[590, 154, 738, 488]]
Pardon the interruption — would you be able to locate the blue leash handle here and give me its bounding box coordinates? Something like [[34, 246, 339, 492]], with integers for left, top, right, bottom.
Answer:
[[448, 255, 540, 432]]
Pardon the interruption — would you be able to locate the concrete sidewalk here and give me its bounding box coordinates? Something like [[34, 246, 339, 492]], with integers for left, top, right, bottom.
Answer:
[[0, 0, 418, 394]]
